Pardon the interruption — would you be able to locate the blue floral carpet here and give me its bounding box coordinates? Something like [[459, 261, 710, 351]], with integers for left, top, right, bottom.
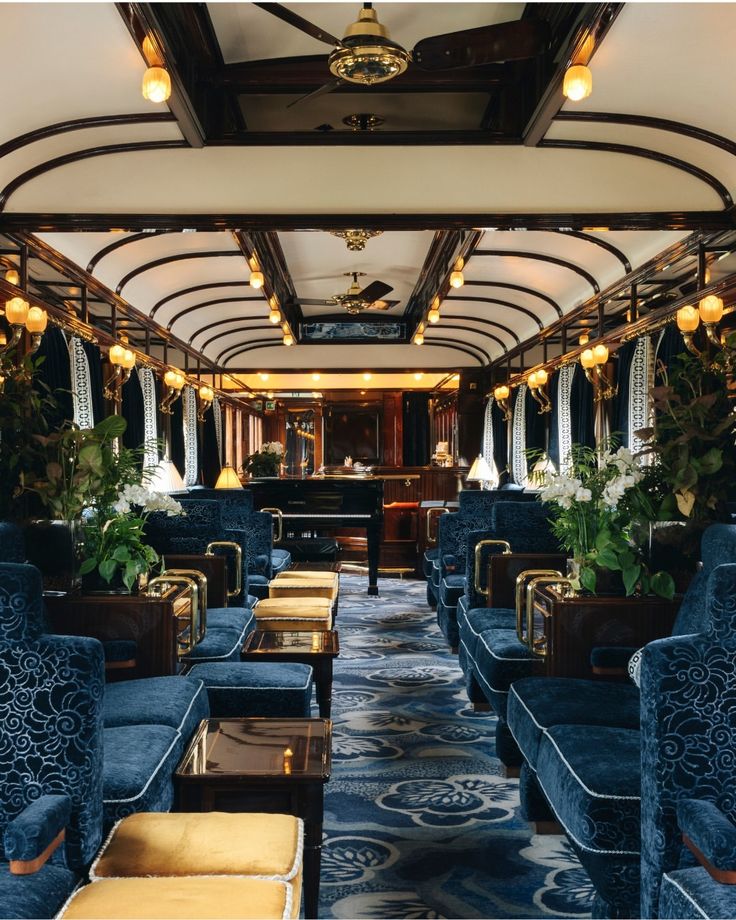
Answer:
[[320, 574, 594, 919]]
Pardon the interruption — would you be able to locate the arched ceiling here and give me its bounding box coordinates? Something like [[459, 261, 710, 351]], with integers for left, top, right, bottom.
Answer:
[[1, 2, 734, 382]]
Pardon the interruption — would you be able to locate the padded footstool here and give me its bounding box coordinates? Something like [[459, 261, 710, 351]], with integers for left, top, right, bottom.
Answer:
[[187, 662, 313, 717], [255, 598, 333, 631], [59, 876, 299, 920], [269, 575, 338, 602]]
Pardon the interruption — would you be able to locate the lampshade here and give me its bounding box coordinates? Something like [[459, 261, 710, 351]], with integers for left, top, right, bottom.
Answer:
[[4, 269, 19, 286], [109, 343, 125, 366], [199, 385, 214, 403], [593, 343, 609, 365], [148, 457, 185, 493], [580, 348, 595, 369], [283, 332, 294, 346], [677, 305, 700, 333], [528, 371, 539, 389], [699, 294, 724, 324], [6, 297, 28, 325], [467, 454, 494, 481], [141, 66, 171, 103], [214, 463, 243, 490], [493, 384, 509, 401], [449, 270, 464, 289], [427, 307, 440, 324], [579, 332, 590, 345], [25, 307, 48, 333], [249, 270, 264, 289], [414, 332, 424, 345], [120, 348, 136, 370], [563, 64, 592, 101], [535, 368, 548, 386], [269, 309, 282, 324]]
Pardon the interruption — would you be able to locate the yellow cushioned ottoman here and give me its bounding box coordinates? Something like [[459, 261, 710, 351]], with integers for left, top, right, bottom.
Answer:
[[59, 876, 298, 920], [273, 571, 338, 582], [269, 579, 338, 602], [254, 597, 333, 631], [91, 812, 302, 883]]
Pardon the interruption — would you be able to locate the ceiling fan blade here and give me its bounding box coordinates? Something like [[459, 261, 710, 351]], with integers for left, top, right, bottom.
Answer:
[[287, 78, 343, 109], [412, 18, 549, 70], [294, 298, 338, 306], [366, 299, 398, 311], [253, 3, 344, 49], [358, 281, 393, 303]]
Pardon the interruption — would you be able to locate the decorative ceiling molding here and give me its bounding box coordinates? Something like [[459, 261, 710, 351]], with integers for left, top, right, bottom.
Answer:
[[200, 323, 283, 354], [445, 294, 547, 330], [471, 248, 601, 293], [433, 322, 504, 355], [150, 279, 252, 317], [420, 336, 485, 365], [436, 311, 521, 345], [548, 229, 631, 272], [217, 336, 290, 365], [86, 229, 176, 273], [166, 296, 264, 332], [115, 250, 244, 295], [0, 140, 187, 211], [540, 139, 733, 209], [460, 280, 563, 316]]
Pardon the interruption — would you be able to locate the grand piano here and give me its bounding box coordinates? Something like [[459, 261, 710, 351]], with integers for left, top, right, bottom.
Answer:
[[247, 476, 384, 595]]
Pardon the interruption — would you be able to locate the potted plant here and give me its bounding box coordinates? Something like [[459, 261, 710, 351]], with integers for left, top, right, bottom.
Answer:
[[538, 443, 675, 599], [243, 441, 284, 478]]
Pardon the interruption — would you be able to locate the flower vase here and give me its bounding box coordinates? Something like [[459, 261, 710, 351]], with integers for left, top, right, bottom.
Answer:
[[24, 519, 84, 595]]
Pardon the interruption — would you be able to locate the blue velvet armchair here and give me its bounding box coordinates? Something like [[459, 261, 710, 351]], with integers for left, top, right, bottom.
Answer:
[[641, 561, 736, 919], [0, 563, 105, 918]]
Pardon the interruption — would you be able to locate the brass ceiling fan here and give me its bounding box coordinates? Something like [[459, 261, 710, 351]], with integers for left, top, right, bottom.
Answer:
[[253, 2, 549, 107], [295, 272, 395, 314]]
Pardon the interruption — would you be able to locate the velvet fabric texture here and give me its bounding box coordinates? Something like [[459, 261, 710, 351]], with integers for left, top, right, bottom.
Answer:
[[588, 645, 637, 670], [0, 523, 25, 564], [659, 867, 736, 919], [640, 562, 736, 918], [3, 795, 71, 861], [570, 357, 595, 448], [490, 398, 509, 483], [59, 875, 298, 920], [473, 628, 542, 720], [0, 563, 46, 640], [102, 676, 208, 739], [185, 662, 313, 718], [179, 625, 250, 663], [207, 606, 253, 633], [678, 798, 736, 871], [120, 365, 145, 460], [0, 863, 79, 920]]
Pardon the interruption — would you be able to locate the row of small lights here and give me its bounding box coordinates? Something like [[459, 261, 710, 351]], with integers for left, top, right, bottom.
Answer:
[[413, 262, 465, 346], [256, 370, 427, 383]]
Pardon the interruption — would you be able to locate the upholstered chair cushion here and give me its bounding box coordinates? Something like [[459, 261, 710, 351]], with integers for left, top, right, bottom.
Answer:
[[269, 579, 337, 602], [507, 677, 640, 770], [659, 867, 736, 919], [102, 724, 182, 827], [458, 605, 515, 663], [102, 677, 208, 742], [180, 626, 250, 664], [678, 798, 736, 872], [535, 723, 642, 913], [59, 876, 299, 920], [186, 662, 313, 718], [0, 863, 79, 920], [207, 606, 254, 633], [0, 633, 105, 870], [271, 549, 292, 576], [422, 547, 438, 579], [472, 627, 542, 719], [0, 562, 46, 640], [273, 571, 333, 581], [92, 811, 303, 881]]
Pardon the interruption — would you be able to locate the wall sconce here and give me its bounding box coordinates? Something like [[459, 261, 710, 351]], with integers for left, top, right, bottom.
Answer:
[[1, 295, 48, 366], [677, 295, 734, 362], [197, 385, 214, 421], [580, 343, 616, 401], [4, 269, 19, 286], [104, 343, 136, 399], [493, 384, 512, 421], [159, 367, 185, 413], [528, 368, 552, 413], [563, 63, 593, 101], [427, 296, 441, 324]]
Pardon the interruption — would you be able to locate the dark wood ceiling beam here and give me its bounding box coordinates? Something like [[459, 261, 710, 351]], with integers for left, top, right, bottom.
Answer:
[[436, 309, 521, 344], [169, 296, 266, 332], [200, 323, 281, 353], [444, 293, 544, 330], [472, 247, 601, 292], [523, 2, 623, 147], [217, 335, 287, 365], [115, 250, 243, 295], [433, 322, 505, 354], [151, 280, 253, 318], [2, 211, 731, 233], [420, 336, 486, 365], [233, 229, 302, 331], [548, 229, 631, 272], [86, 230, 175, 273]]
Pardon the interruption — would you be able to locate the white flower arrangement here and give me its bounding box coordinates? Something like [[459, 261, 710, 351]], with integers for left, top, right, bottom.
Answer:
[[112, 484, 184, 517], [260, 441, 285, 456]]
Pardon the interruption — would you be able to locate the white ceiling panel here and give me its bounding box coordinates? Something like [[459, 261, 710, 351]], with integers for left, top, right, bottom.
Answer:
[[220, 341, 478, 369]]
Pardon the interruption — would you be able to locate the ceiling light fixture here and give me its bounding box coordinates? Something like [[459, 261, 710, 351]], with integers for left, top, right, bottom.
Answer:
[[492, 384, 512, 421], [413, 331, 424, 345], [363, 371, 372, 381], [249, 270, 264, 290], [414, 371, 424, 381], [312, 372, 321, 382], [449, 261, 465, 288], [4, 269, 19, 286], [269, 308, 282, 324], [563, 63, 593, 101], [329, 229, 383, 251], [329, 6, 410, 86], [578, 332, 589, 346], [283, 332, 294, 346], [142, 66, 171, 103]]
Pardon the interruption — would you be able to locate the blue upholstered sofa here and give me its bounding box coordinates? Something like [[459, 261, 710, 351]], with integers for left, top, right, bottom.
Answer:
[[504, 524, 736, 918]]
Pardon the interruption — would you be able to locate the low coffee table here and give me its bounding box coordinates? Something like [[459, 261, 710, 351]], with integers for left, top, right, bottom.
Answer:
[[242, 629, 340, 717], [175, 717, 332, 920]]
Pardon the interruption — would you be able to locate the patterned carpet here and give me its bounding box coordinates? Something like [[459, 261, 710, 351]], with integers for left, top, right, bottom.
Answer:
[[320, 574, 594, 920]]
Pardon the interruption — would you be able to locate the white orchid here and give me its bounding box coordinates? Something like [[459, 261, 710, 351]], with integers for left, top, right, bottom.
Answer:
[[113, 484, 183, 517], [261, 442, 284, 456]]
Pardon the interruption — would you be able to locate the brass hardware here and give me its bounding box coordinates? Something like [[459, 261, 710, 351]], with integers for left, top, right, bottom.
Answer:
[[164, 568, 208, 639], [515, 570, 563, 642], [147, 573, 200, 657], [473, 539, 512, 599], [426, 506, 450, 544], [262, 507, 284, 543], [525, 575, 573, 658], [206, 540, 242, 599]]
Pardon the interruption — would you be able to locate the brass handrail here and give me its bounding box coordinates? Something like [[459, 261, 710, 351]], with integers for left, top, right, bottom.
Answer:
[[163, 568, 208, 639], [262, 507, 284, 543], [146, 573, 200, 657], [525, 575, 574, 658], [206, 540, 243, 599], [515, 569, 563, 641], [426, 506, 450, 544], [473, 539, 512, 599]]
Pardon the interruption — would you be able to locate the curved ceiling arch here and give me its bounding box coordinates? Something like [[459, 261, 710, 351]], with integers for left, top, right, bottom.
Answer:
[[547, 230, 631, 272], [445, 294, 546, 330], [460, 281, 562, 317], [116, 251, 245, 296], [218, 336, 291, 365], [436, 311, 521, 345], [433, 322, 502, 356], [190, 314, 275, 346], [167, 296, 266, 332], [420, 336, 486, 366], [471, 248, 601, 294], [0, 140, 187, 211], [199, 323, 279, 354], [151, 280, 255, 318], [539, 139, 732, 209], [86, 229, 176, 273]]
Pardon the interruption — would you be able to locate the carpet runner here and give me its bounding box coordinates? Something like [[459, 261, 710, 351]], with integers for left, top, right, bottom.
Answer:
[[320, 574, 594, 919]]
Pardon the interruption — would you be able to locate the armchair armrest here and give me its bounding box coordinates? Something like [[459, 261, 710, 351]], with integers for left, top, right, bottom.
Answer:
[[679, 798, 736, 883], [6, 794, 71, 875], [590, 646, 638, 676]]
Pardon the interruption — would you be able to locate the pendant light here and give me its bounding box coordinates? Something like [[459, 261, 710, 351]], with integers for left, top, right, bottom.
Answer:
[[563, 64, 593, 102], [142, 66, 171, 103]]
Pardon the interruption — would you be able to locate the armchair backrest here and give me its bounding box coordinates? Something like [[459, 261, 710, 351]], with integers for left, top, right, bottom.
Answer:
[[0, 563, 105, 870], [458, 489, 537, 515], [437, 511, 493, 576], [672, 523, 736, 636], [640, 562, 736, 918]]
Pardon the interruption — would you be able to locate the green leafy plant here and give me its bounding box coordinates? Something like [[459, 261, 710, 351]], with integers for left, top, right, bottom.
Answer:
[[242, 441, 284, 478], [539, 443, 675, 599]]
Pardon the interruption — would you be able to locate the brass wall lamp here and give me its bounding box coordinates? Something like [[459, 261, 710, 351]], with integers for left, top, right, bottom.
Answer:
[[677, 295, 735, 361], [159, 368, 186, 413], [197, 385, 214, 421], [103, 342, 136, 399], [580, 343, 617, 402], [492, 384, 512, 421], [528, 368, 552, 413]]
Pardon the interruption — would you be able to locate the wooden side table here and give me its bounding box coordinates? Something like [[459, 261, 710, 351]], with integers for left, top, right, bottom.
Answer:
[[175, 718, 332, 920], [242, 630, 340, 717]]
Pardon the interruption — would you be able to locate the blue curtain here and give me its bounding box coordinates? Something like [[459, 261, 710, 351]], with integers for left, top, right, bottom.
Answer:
[[34, 325, 73, 429], [201, 408, 220, 487], [403, 392, 430, 465], [121, 364, 145, 456], [655, 323, 685, 384], [491, 400, 509, 483], [170, 391, 185, 481], [613, 339, 637, 447], [571, 364, 595, 449], [525, 385, 547, 458], [81, 340, 105, 426]]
